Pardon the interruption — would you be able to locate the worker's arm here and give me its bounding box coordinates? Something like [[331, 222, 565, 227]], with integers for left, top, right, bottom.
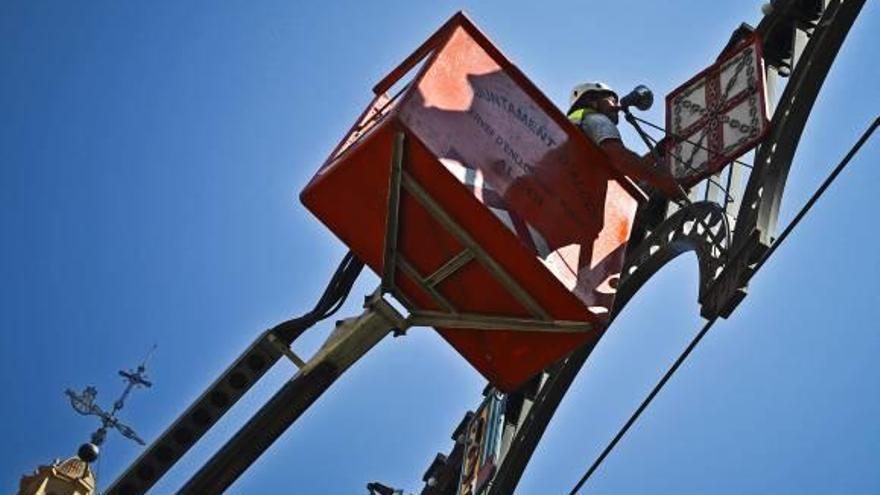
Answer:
[[601, 139, 687, 201], [575, 111, 686, 201]]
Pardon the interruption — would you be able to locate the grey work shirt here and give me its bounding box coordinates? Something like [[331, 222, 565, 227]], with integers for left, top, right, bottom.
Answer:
[[575, 112, 621, 145]]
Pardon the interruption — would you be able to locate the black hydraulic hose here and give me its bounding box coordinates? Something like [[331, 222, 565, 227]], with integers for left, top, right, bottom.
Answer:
[[272, 251, 364, 343]]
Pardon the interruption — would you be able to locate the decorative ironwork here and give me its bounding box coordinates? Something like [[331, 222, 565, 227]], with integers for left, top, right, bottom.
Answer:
[[733, 0, 866, 251], [619, 201, 730, 310], [65, 346, 155, 447], [667, 35, 769, 187]]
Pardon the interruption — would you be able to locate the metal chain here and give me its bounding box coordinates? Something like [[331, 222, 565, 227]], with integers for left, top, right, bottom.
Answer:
[[632, 114, 753, 170]]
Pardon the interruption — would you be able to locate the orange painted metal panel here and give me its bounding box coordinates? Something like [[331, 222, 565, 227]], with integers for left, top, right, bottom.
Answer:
[[300, 12, 644, 391]]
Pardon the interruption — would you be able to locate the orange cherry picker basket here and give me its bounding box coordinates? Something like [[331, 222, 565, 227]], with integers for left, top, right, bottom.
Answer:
[[300, 12, 647, 391]]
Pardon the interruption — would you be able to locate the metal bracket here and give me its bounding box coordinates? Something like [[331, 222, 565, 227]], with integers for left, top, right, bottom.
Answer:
[[374, 132, 597, 336], [381, 133, 406, 294], [266, 332, 307, 369], [407, 311, 593, 334]]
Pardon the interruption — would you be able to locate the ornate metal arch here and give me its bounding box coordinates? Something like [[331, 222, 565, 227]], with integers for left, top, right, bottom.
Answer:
[[417, 2, 868, 494], [703, 0, 868, 318], [616, 201, 730, 312], [736, 0, 865, 249]]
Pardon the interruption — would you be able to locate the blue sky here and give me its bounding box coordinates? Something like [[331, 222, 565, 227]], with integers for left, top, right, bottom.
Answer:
[[2, 1, 878, 494]]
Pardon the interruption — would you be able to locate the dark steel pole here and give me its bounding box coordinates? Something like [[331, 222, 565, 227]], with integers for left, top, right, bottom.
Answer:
[[177, 297, 399, 494], [176, 362, 339, 494]]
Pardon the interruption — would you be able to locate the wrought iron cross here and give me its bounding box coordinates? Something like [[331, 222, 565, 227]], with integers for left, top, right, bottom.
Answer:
[[65, 345, 156, 447]]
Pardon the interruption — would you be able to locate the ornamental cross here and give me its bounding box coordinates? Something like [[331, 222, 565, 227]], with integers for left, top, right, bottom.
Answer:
[[665, 34, 769, 187], [65, 346, 156, 447]]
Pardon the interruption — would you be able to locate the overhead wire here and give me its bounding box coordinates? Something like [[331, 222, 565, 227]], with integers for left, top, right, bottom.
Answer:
[[568, 116, 879, 494]]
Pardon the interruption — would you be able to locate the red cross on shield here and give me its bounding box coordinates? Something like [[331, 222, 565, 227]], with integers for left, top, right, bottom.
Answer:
[[665, 33, 771, 187]]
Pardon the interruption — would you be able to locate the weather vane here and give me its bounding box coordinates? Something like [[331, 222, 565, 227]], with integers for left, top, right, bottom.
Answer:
[[65, 345, 156, 462]]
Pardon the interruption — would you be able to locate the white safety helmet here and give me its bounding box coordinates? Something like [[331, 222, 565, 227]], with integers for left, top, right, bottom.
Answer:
[[569, 81, 618, 107]]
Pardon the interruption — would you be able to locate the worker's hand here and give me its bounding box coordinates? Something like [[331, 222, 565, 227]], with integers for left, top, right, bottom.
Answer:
[[652, 136, 669, 158], [657, 173, 689, 203], [639, 138, 669, 166], [602, 139, 689, 203]]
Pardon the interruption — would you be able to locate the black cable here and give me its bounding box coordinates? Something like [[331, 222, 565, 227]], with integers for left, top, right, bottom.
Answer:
[[271, 250, 364, 344], [634, 118, 737, 205], [568, 116, 878, 493], [568, 317, 718, 495], [630, 114, 754, 170], [751, 116, 877, 275], [660, 139, 738, 206]]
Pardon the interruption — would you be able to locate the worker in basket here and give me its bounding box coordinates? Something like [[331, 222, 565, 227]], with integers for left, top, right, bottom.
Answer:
[[567, 81, 687, 202]]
